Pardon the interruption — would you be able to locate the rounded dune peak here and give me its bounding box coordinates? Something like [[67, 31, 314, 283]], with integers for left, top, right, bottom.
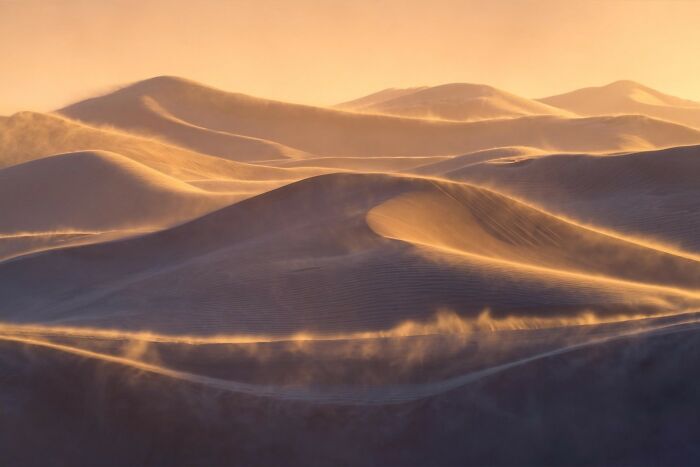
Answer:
[[119, 75, 209, 94], [605, 79, 648, 90], [341, 81, 574, 121], [0, 149, 234, 235], [540, 80, 700, 128]]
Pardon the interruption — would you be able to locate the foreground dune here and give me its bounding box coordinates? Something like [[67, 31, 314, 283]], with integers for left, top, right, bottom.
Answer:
[[57, 76, 700, 158], [337, 83, 574, 121], [1, 173, 698, 335], [1, 297, 700, 466], [540, 80, 700, 129]]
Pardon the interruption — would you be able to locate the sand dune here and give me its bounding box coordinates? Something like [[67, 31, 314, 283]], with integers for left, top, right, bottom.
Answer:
[[4, 73, 700, 466], [3, 312, 700, 466], [0, 111, 314, 181], [0, 150, 240, 260], [0, 150, 235, 233], [1, 173, 698, 335], [447, 145, 700, 252], [540, 80, 700, 129], [60, 89, 311, 162], [337, 83, 574, 121], [56, 76, 700, 157]]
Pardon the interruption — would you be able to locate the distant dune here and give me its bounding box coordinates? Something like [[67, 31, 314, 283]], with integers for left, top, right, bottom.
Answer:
[[56, 76, 700, 158], [540, 80, 700, 129], [337, 83, 574, 121], [0, 111, 313, 181]]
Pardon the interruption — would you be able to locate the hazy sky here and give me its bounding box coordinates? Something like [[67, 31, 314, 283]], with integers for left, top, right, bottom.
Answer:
[[1, 0, 700, 115]]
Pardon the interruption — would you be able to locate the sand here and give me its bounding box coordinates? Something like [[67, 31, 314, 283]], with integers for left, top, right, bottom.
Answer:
[[337, 83, 574, 121], [57, 76, 700, 159], [2, 75, 700, 465]]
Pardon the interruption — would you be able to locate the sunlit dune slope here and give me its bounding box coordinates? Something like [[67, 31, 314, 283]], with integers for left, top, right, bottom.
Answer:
[[59, 87, 311, 162], [337, 83, 574, 121], [1, 173, 698, 334], [0, 111, 315, 182], [0, 150, 235, 233], [540, 80, 700, 129], [448, 145, 700, 252], [0, 150, 240, 261], [57, 76, 700, 156], [335, 86, 430, 110]]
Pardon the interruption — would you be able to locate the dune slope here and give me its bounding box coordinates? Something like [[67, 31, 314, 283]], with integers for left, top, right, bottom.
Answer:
[[0, 150, 240, 260], [448, 145, 700, 252]]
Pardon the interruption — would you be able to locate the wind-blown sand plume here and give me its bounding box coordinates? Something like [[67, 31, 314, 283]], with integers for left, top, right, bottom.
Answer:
[[59, 83, 312, 162], [2, 311, 700, 466], [0, 111, 317, 182], [1, 173, 698, 335], [540, 80, 700, 129], [446, 144, 700, 253], [57, 76, 700, 157], [337, 83, 574, 121]]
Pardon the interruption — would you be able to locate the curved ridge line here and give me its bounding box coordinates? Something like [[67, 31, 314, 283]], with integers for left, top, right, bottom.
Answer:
[[1, 318, 699, 405]]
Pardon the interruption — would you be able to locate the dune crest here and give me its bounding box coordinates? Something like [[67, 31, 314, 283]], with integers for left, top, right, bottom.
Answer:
[[338, 83, 574, 121], [1, 173, 698, 336]]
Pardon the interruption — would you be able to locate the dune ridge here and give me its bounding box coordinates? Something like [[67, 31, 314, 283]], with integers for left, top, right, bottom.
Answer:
[[1, 173, 699, 336], [540, 80, 700, 129], [445, 144, 700, 252], [56, 76, 700, 158]]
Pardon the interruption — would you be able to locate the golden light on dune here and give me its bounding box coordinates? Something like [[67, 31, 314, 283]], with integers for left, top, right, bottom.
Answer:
[[1, 0, 700, 115], [4, 1, 700, 464]]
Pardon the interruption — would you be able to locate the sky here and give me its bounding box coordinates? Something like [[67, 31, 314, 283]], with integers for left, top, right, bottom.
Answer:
[[1, 0, 700, 115]]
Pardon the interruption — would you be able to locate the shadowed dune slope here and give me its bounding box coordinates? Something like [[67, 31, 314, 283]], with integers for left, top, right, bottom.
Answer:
[[540, 80, 700, 129], [338, 83, 574, 121], [0, 173, 698, 334], [447, 145, 700, 252], [57, 76, 700, 157]]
